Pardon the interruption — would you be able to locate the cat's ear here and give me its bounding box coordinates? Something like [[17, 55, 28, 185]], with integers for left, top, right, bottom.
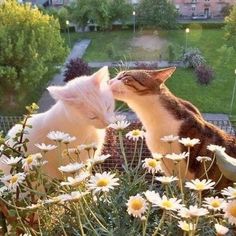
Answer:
[[47, 86, 76, 101], [147, 67, 176, 83], [92, 66, 110, 86]]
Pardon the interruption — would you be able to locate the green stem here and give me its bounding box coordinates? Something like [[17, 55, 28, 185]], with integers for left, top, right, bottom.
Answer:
[[130, 140, 138, 168], [152, 210, 166, 236], [142, 204, 151, 236], [198, 191, 202, 207], [184, 146, 190, 179], [137, 138, 144, 170], [215, 173, 223, 188], [199, 153, 216, 179], [203, 161, 209, 180], [118, 131, 128, 170], [75, 203, 85, 236], [178, 162, 184, 203]]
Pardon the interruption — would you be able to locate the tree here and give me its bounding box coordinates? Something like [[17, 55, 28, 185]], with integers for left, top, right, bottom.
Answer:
[[136, 0, 178, 29], [221, 3, 233, 17], [224, 5, 236, 50], [0, 0, 67, 108]]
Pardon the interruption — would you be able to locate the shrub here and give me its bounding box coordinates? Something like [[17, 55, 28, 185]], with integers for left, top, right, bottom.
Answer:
[[168, 44, 175, 62], [63, 58, 91, 82], [182, 48, 206, 69], [134, 62, 159, 70], [195, 64, 214, 85]]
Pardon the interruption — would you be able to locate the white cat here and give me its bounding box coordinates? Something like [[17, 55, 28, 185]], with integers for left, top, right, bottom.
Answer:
[[1, 66, 115, 178]]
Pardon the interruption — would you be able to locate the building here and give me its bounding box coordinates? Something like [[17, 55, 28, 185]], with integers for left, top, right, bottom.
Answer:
[[171, 0, 236, 19]]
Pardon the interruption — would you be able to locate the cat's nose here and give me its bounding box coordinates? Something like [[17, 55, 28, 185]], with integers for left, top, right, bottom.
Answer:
[[108, 79, 114, 85]]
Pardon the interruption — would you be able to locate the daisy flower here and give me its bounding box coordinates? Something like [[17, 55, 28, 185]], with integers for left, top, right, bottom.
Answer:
[[179, 137, 200, 147], [70, 191, 89, 201], [165, 152, 189, 162], [203, 196, 226, 211], [114, 114, 126, 122], [87, 172, 119, 194], [60, 172, 90, 186], [126, 194, 147, 218], [1, 173, 26, 191], [1, 156, 22, 166], [89, 154, 111, 165], [178, 220, 195, 232], [62, 135, 76, 144], [142, 158, 163, 174], [153, 195, 182, 211], [152, 153, 163, 161], [221, 186, 236, 199], [126, 129, 145, 141], [58, 162, 85, 173], [224, 200, 236, 225], [185, 179, 215, 191], [35, 143, 57, 152], [214, 223, 229, 235], [78, 143, 97, 151], [196, 156, 211, 162], [143, 190, 160, 204], [160, 135, 179, 143], [155, 176, 178, 184], [108, 120, 130, 130], [22, 154, 40, 171], [0, 186, 8, 196], [207, 144, 226, 153], [47, 131, 70, 142], [178, 205, 209, 218]]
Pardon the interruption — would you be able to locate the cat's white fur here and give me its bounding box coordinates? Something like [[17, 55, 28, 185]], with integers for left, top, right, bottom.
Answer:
[[2, 66, 115, 178], [110, 69, 194, 179]]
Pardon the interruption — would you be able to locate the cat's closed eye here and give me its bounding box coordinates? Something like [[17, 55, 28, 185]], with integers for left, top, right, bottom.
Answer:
[[89, 115, 98, 120]]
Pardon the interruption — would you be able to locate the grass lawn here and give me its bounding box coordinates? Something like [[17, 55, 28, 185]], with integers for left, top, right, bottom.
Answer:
[[67, 29, 236, 115]]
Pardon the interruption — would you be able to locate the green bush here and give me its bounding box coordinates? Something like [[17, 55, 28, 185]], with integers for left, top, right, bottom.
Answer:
[[0, 0, 68, 111], [179, 22, 226, 30]]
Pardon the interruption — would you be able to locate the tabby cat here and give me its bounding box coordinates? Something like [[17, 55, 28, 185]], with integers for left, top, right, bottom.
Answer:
[[109, 67, 236, 189]]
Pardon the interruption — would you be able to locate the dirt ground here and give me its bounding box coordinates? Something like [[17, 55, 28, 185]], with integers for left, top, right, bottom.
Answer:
[[131, 34, 168, 51]]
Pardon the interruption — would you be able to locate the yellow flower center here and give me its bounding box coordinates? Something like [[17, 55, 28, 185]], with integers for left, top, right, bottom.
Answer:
[[162, 200, 173, 209], [229, 204, 236, 217], [195, 183, 205, 190], [211, 200, 220, 208], [131, 199, 143, 211], [182, 222, 190, 231], [10, 175, 19, 184], [132, 130, 140, 136], [148, 159, 158, 168], [97, 178, 109, 187], [26, 155, 33, 164]]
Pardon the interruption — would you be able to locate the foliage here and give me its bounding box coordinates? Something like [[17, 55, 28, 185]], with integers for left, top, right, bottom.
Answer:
[[70, 0, 132, 30], [182, 48, 206, 69], [179, 22, 226, 30], [0, 109, 236, 235], [221, 3, 233, 17], [63, 58, 91, 82], [195, 64, 214, 86], [134, 62, 159, 70], [168, 44, 175, 62], [0, 0, 68, 109], [224, 5, 236, 50], [136, 0, 178, 29]]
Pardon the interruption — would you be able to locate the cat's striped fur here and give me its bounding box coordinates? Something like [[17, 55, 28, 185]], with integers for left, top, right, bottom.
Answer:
[[110, 67, 236, 189]]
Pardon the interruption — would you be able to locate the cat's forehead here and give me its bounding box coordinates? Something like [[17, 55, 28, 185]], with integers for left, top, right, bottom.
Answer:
[[119, 70, 151, 79]]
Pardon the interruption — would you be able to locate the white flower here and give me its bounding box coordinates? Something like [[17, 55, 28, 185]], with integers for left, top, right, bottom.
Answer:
[[165, 152, 189, 162], [87, 172, 119, 194], [155, 176, 178, 184], [26, 203, 42, 210], [126, 129, 145, 141], [0, 145, 4, 152], [47, 131, 70, 142], [60, 172, 90, 186], [152, 153, 163, 160], [142, 158, 163, 174], [196, 156, 211, 162], [221, 186, 236, 199], [178, 205, 209, 218], [178, 220, 195, 232], [152, 195, 182, 211], [214, 223, 229, 235], [143, 190, 160, 204], [89, 154, 111, 165], [70, 191, 89, 201], [108, 120, 130, 130], [207, 144, 226, 153], [77, 143, 97, 151], [58, 162, 85, 173], [0, 186, 8, 196], [1, 173, 26, 191], [185, 179, 215, 191], [34, 143, 57, 152], [160, 135, 179, 143], [22, 154, 40, 171], [203, 196, 226, 211], [224, 200, 236, 225], [179, 137, 200, 147], [62, 135, 76, 144], [1, 156, 22, 166], [126, 194, 147, 218]]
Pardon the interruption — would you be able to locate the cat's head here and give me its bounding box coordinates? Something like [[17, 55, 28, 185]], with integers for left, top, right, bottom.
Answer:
[[109, 67, 176, 102], [47, 66, 115, 129]]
